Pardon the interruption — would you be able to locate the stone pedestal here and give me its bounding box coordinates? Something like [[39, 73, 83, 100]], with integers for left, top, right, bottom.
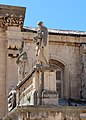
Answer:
[[42, 90, 58, 106], [34, 65, 58, 106]]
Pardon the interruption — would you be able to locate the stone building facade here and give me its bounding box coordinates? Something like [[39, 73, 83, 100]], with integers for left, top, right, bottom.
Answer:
[[0, 4, 86, 120]]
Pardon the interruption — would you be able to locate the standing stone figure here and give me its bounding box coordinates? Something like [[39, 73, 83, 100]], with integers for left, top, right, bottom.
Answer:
[[33, 21, 49, 65], [16, 41, 28, 81]]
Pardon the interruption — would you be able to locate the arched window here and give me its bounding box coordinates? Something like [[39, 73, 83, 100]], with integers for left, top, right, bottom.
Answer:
[[49, 59, 64, 98], [56, 67, 62, 98]]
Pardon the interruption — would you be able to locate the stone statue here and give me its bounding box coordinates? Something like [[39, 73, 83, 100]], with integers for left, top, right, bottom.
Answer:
[[16, 41, 28, 81], [33, 21, 49, 65]]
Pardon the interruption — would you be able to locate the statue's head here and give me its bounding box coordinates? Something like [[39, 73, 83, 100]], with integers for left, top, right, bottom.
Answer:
[[37, 21, 44, 29]]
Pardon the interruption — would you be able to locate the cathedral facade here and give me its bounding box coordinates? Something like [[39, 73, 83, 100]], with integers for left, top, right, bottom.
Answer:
[[0, 4, 86, 120]]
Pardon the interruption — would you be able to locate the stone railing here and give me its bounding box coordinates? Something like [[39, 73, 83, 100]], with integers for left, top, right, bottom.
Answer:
[[3, 105, 86, 120]]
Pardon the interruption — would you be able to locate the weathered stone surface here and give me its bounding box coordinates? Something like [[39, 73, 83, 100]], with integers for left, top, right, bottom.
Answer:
[[3, 106, 86, 120], [0, 28, 7, 118], [1, 4, 86, 120], [0, 4, 26, 28], [80, 44, 86, 99]]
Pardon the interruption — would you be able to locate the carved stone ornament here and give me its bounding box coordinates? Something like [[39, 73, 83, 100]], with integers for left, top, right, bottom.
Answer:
[[0, 14, 24, 28]]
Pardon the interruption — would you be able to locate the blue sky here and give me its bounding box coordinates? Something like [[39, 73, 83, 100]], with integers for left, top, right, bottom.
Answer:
[[0, 0, 86, 31]]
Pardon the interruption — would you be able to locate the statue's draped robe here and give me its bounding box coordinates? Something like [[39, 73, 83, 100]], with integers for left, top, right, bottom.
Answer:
[[37, 26, 49, 64]]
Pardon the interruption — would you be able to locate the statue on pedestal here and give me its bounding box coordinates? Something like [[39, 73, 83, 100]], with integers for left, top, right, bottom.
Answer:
[[33, 21, 50, 105], [16, 41, 28, 81], [33, 21, 49, 66]]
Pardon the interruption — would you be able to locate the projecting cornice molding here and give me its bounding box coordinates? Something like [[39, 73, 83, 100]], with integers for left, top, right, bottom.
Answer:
[[0, 4, 26, 28], [0, 14, 24, 27]]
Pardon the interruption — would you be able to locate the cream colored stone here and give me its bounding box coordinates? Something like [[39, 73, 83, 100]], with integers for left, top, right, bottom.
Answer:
[[44, 71, 56, 91], [1, 4, 86, 119]]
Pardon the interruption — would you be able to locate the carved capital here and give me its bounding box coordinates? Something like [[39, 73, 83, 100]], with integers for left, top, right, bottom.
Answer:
[[0, 14, 24, 28]]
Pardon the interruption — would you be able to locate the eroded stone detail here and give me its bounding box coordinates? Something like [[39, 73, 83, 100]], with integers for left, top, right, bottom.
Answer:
[[0, 14, 24, 28]]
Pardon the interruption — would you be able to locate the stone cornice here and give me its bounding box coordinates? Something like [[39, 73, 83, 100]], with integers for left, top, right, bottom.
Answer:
[[0, 4, 26, 28], [0, 14, 24, 28]]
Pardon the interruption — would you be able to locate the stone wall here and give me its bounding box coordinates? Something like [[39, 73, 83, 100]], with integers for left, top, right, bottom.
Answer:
[[80, 44, 86, 99], [0, 4, 26, 118], [1, 28, 86, 118], [15, 32, 86, 104], [23, 33, 82, 99], [49, 39, 81, 99], [0, 4, 86, 118], [6, 26, 22, 96], [0, 28, 7, 118]]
